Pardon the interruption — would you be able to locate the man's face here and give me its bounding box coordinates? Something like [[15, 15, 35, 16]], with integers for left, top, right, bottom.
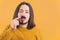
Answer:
[[18, 4, 30, 24]]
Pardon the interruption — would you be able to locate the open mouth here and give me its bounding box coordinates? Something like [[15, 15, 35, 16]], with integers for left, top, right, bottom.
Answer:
[[19, 16, 26, 21], [17, 16, 28, 25]]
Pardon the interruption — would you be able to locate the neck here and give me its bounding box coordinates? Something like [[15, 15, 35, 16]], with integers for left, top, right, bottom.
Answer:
[[20, 23, 28, 28]]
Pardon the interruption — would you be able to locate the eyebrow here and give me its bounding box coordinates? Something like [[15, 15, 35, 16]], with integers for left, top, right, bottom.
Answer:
[[19, 9, 23, 10], [25, 10, 28, 11], [19, 9, 28, 11]]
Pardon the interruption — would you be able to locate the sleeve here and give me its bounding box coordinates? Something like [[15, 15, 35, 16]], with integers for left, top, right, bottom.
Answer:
[[0, 25, 12, 40]]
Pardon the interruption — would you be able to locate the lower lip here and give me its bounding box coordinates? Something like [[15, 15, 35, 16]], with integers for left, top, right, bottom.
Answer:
[[20, 18, 25, 21]]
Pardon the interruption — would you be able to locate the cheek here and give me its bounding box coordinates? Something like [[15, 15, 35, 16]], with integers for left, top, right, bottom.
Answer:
[[26, 14, 30, 20], [18, 13, 21, 18]]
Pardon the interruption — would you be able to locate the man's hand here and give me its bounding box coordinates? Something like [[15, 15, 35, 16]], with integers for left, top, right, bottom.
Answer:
[[11, 18, 20, 30]]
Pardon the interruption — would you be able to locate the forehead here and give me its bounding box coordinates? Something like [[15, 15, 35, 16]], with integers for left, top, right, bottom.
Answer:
[[19, 4, 29, 10]]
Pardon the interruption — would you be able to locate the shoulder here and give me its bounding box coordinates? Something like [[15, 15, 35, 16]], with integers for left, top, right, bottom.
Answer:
[[32, 26, 40, 31], [0, 24, 16, 40], [3, 24, 13, 33], [0, 25, 14, 38], [32, 27, 42, 40], [31, 26, 41, 34]]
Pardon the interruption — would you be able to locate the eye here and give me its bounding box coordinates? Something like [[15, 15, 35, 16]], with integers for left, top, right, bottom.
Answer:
[[26, 12, 28, 13], [19, 9, 23, 13], [19, 10, 23, 13]]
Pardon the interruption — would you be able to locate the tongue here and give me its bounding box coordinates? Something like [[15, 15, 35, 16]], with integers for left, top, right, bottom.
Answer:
[[21, 18, 25, 21]]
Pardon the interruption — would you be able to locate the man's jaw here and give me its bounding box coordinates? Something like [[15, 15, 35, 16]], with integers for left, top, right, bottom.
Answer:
[[19, 20, 28, 25]]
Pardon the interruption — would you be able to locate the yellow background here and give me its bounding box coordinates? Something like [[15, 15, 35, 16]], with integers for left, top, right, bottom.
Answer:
[[0, 0, 60, 40]]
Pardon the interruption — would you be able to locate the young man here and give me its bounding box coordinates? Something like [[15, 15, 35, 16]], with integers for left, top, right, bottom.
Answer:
[[0, 2, 41, 40]]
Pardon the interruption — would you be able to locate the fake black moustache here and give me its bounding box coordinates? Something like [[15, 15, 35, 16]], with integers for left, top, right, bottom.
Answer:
[[21, 16, 26, 19]]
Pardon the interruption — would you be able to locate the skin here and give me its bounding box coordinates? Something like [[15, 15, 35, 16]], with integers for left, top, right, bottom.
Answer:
[[11, 4, 30, 29]]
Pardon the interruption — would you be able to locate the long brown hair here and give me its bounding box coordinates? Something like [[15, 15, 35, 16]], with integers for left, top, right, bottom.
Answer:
[[13, 2, 35, 29]]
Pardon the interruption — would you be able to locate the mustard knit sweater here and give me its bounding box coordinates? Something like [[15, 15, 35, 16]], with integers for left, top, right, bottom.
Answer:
[[0, 25, 41, 40]]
